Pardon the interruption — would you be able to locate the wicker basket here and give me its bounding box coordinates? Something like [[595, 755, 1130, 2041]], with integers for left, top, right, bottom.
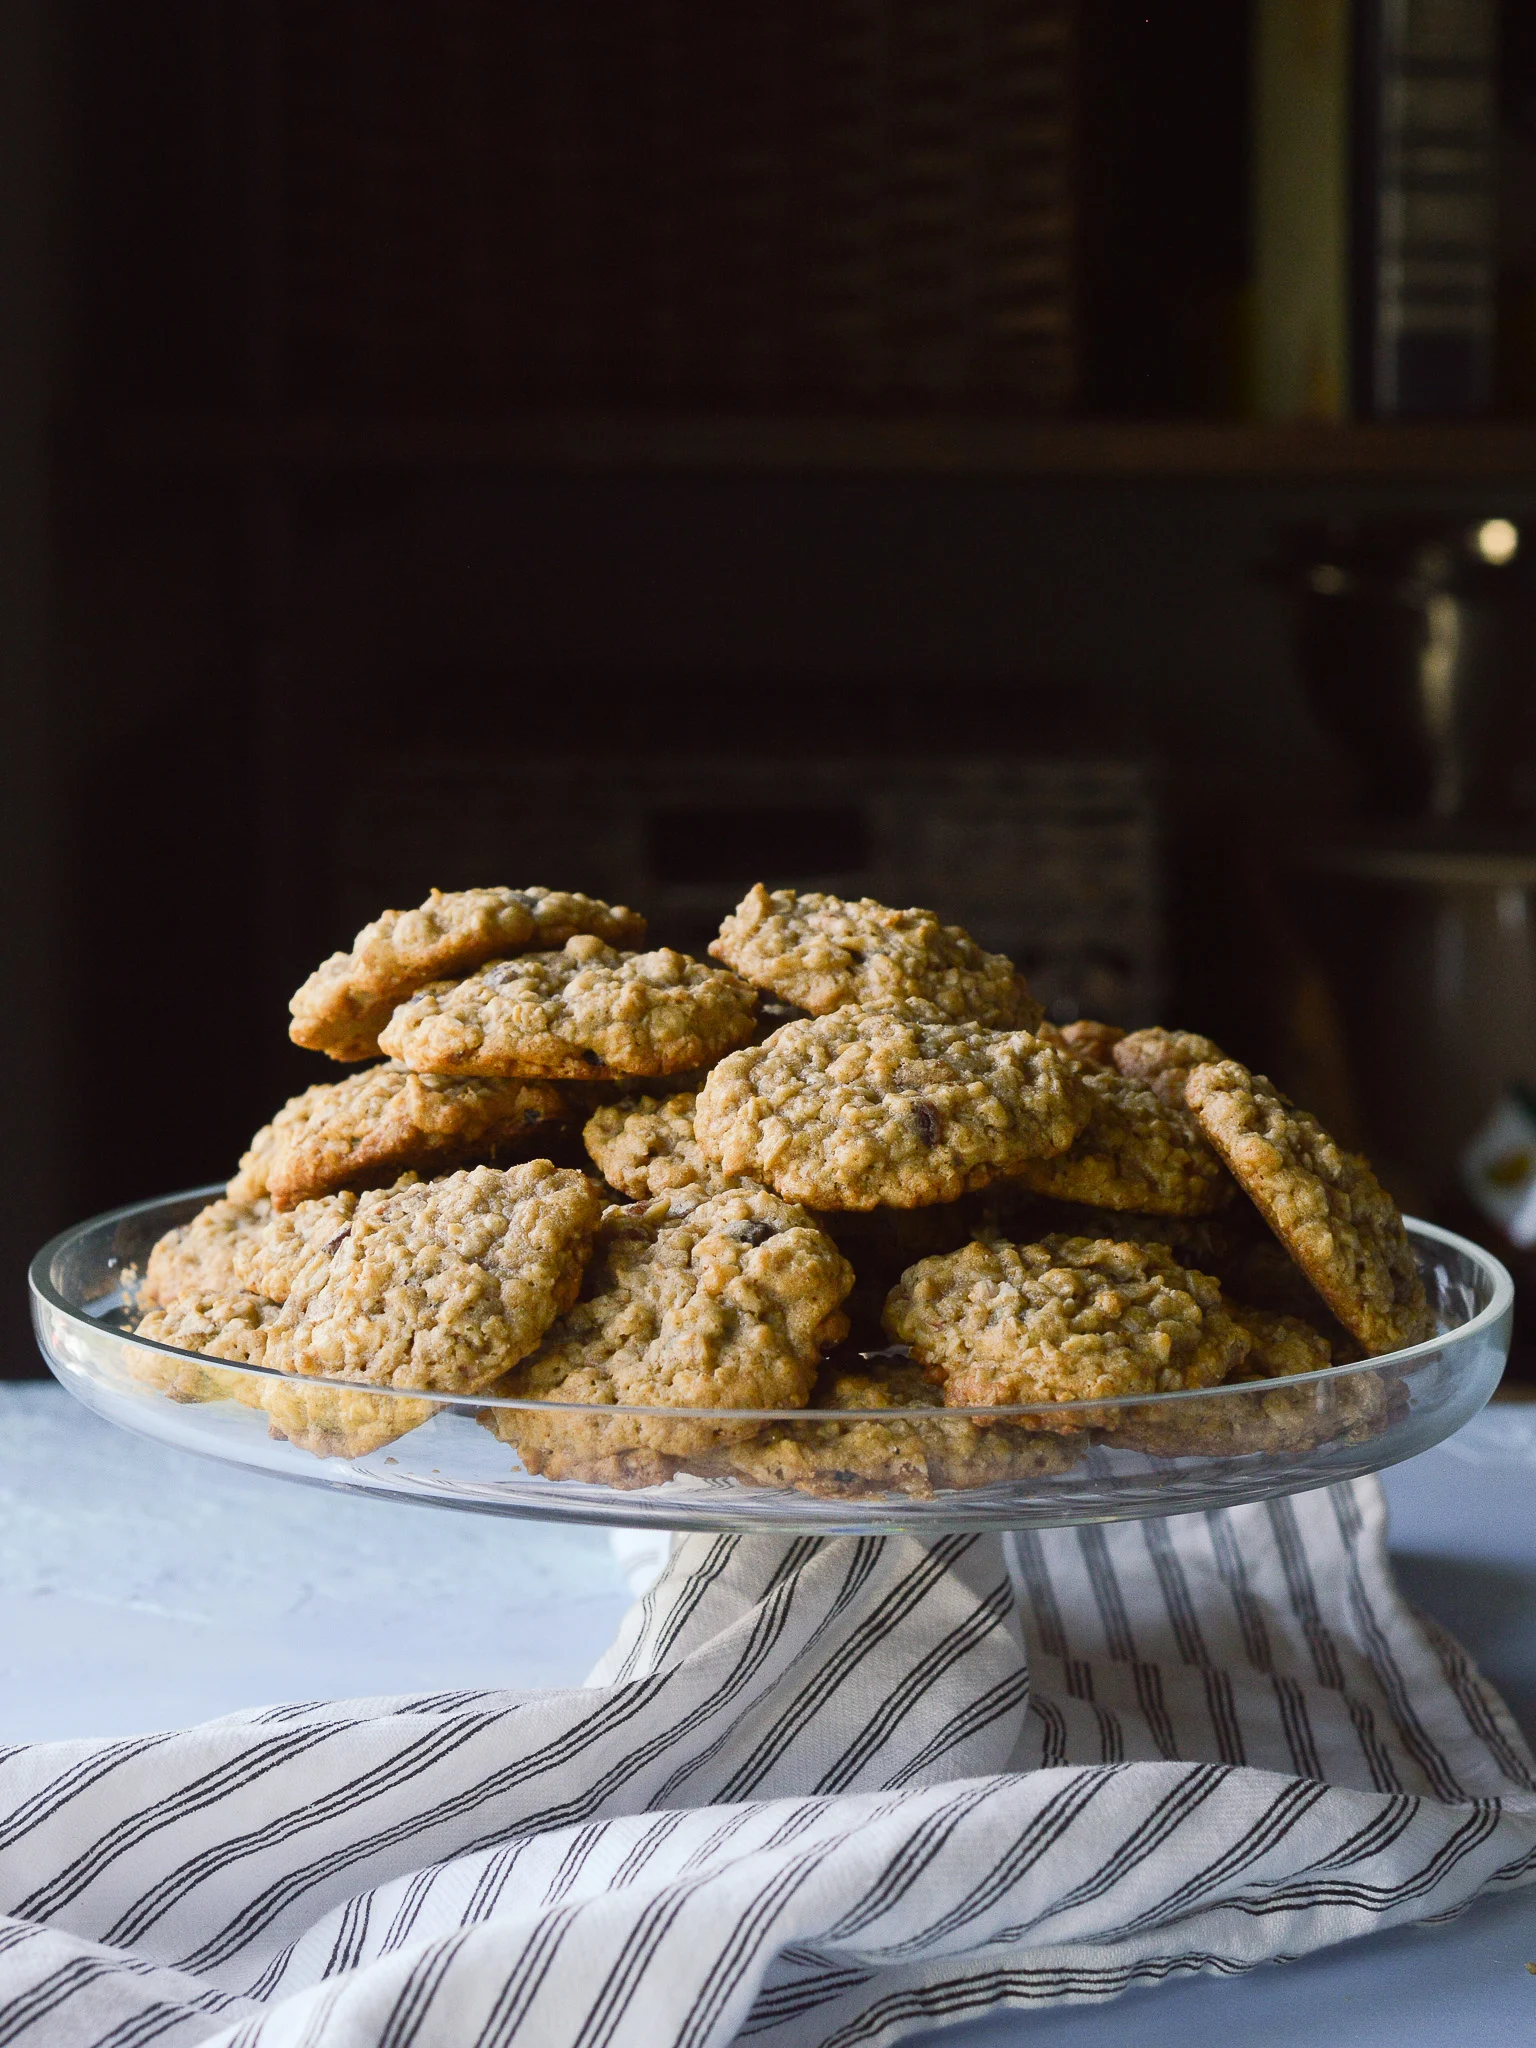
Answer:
[[282, 0, 1077, 411]]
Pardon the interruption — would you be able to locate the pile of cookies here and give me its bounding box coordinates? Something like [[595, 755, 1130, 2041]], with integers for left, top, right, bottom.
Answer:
[[131, 880, 1432, 1496]]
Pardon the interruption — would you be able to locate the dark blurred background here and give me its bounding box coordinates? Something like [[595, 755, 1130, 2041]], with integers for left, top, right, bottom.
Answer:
[[9, 0, 1536, 1371]]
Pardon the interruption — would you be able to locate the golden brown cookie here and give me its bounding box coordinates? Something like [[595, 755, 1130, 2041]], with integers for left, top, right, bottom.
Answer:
[[1038, 1019, 1125, 1067], [710, 883, 1041, 1028], [883, 1233, 1249, 1412], [1007, 1067, 1233, 1217], [378, 937, 758, 1081], [1185, 1060, 1432, 1355], [581, 1091, 735, 1200], [134, 1273, 436, 1457], [1112, 1027, 1225, 1110], [232, 1184, 396, 1305], [142, 1198, 273, 1308], [481, 1186, 854, 1483], [290, 887, 646, 1062], [264, 1162, 604, 1394], [260, 1063, 570, 1209], [694, 1000, 1089, 1211], [692, 1357, 1083, 1498]]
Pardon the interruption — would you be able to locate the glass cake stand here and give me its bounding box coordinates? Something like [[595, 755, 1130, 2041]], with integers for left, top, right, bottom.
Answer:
[[29, 1188, 1513, 1535]]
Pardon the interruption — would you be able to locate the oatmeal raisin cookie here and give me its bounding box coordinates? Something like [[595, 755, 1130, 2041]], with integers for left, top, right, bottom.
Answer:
[[883, 1233, 1249, 1412], [1103, 1368, 1386, 1459], [710, 883, 1041, 1028], [135, 1264, 438, 1456], [581, 1090, 735, 1200], [1103, 1303, 1383, 1460], [695, 1000, 1089, 1211], [379, 937, 758, 1081], [693, 1357, 1082, 1498], [1226, 1302, 1335, 1380], [290, 886, 646, 1061], [260, 1380, 437, 1460], [259, 1063, 569, 1209], [481, 1186, 854, 1484], [264, 1162, 603, 1394], [133, 1290, 279, 1403], [227, 1085, 337, 1203], [143, 1197, 272, 1308]]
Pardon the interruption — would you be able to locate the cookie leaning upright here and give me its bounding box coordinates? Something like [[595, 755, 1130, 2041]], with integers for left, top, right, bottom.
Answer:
[[289, 886, 646, 1062], [694, 999, 1090, 1210], [710, 882, 1042, 1027], [1185, 1059, 1432, 1355], [379, 936, 758, 1080]]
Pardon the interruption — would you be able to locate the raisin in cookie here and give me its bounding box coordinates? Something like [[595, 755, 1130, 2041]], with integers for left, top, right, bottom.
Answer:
[[582, 1090, 739, 1200], [1186, 1060, 1431, 1355], [379, 937, 758, 1081], [1112, 1027, 1225, 1111], [1008, 1066, 1233, 1217], [481, 1186, 854, 1485], [694, 1000, 1089, 1211], [142, 1197, 272, 1307], [710, 883, 1041, 1028], [883, 1234, 1249, 1412], [258, 1062, 569, 1209], [264, 1162, 603, 1394], [290, 886, 646, 1062]]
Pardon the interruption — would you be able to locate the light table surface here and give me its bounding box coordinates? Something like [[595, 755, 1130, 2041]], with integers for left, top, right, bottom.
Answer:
[[2, 1380, 1534, 2044]]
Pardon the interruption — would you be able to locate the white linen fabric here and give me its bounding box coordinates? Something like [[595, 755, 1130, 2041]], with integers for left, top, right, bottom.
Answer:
[[1, 1478, 1533, 2048]]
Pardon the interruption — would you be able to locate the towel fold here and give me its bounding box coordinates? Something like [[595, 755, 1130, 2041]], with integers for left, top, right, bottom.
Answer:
[[1, 1478, 1532, 2047]]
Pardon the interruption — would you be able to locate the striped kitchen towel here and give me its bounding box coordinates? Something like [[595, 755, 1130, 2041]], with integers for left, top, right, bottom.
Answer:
[[0, 1477, 1532, 2047]]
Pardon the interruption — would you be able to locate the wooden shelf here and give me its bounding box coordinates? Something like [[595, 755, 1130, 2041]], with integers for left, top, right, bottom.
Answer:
[[99, 412, 1536, 482]]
